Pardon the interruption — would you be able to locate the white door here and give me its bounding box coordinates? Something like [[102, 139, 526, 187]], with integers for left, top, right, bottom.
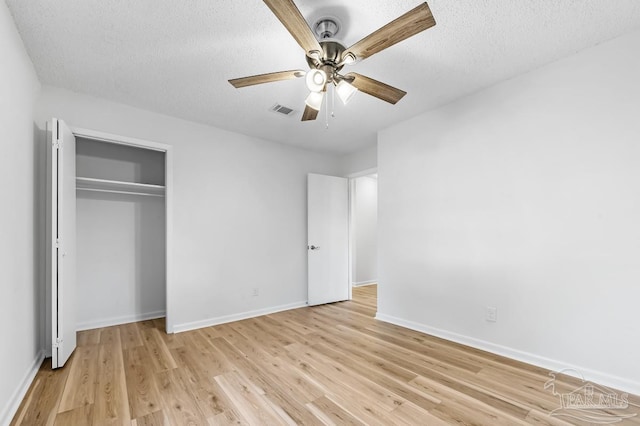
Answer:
[[49, 118, 77, 368], [307, 173, 349, 306]]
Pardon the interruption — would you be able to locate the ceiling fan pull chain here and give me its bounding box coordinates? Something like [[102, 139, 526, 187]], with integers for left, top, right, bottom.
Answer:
[[325, 99, 329, 129], [331, 84, 336, 118]]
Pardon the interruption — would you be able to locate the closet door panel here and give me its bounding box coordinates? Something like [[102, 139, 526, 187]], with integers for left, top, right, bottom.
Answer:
[[49, 118, 77, 368]]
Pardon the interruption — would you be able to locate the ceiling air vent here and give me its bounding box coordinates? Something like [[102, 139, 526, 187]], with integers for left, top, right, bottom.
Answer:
[[269, 103, 296, 117]]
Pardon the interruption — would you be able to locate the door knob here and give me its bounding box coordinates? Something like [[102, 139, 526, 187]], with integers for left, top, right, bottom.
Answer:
[[308, 245, 320, 250]]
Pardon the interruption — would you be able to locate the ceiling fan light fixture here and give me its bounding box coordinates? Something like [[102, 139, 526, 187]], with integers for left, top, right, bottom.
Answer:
[[306, 69, 327, 92], [341, 52, 357, 65], [336, 80, 358, 105], [305, 91, 324, 111]]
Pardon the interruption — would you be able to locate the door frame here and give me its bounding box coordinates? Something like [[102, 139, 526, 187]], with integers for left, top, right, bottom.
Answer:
[[70, 126, 175, 333], [347, 167, 378, 297]]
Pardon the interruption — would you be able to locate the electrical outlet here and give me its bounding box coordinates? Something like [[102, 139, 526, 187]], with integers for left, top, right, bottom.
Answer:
[[252, 288, 259, 297], [486, 306, 497, 322]]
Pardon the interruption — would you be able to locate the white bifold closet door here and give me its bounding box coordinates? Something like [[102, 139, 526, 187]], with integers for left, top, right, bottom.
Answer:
[[48, 118, 77, 368]]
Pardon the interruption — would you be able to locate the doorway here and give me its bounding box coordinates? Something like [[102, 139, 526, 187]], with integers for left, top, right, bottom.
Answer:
[[349, 170, 378, 302], [71, 126, 174, 331]]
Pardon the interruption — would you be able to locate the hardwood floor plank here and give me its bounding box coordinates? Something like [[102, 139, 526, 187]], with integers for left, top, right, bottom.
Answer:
[[390, 401, 450, 426], [248, 316, 305, 347], [261, 354, 325, 403], [147, 319, 185, 350], [266, 312, 316, 336], [120, 322, 144, 350], [341, 321, 483, 374], [194, 380, 240, 421], [168, 346, 232, 419], [309, 329, 420, 383], [123, 346, 163, 419], [206, 409, 246, 426], [212, 324, 273, 365], [523, 409, 576, 426], [197, 325, 226, 341], [130, 409, 170, 426], [93, 331, 131, 426], [309, 341, 442, 413], [99, 326, 121, 346], [283, 343, 404, 425], [180, 329, 215, 355], [54, 403, 94, 425], [58, 345, 99, 412], [273, 308, 342, 336], [332, 323, 482, 384], [416, 372, 531, 420], [139, 325, 178, 372], [409, 375, 529, 425], [214, 371, 291, 425], [306, 395, 365, 425], [285, 341, 408, 411], [78, 328, 101, 347], [210, 336, 324, 424], [156, 368, 208, 426], [227, 319, 285, 357]]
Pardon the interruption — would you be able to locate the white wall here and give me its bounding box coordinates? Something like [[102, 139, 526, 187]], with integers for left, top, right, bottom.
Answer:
[[378, 29, 640, 394], [76, 139, 166, 329], [36, 86, 341, 333], [0, 2, 42, 425], [76, 193, 166, 328], [340, 144, 377, 176], [352, 176, 378, 286]]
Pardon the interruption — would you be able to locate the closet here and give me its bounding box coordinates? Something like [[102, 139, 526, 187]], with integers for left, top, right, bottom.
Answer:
[[47, 119, 171, 368], [76, 137, 166, 329]]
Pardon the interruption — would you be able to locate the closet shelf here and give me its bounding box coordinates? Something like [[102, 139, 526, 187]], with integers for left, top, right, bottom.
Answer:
[[76, 177, 165, 197]]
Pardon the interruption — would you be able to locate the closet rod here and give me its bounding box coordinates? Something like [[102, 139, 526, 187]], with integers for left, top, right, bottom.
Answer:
[[76, 187, 165, 197]]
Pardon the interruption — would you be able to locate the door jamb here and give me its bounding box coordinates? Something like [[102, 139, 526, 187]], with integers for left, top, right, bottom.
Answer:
[[346, 167, 377, 301]]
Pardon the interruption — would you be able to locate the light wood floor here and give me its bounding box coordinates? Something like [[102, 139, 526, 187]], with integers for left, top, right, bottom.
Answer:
[[12, 285, 640, 425]]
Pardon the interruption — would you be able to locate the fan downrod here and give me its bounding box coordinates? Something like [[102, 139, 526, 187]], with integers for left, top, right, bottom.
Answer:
[[313, 17, 341, 39]]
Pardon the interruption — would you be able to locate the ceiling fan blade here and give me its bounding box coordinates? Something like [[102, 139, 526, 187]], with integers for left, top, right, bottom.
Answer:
[[229, 70, 306, 88], [345, 73, 407, 105], [263, 0, 322, 55], [301, 104, 319, 121], [343, 2, 435, 62]]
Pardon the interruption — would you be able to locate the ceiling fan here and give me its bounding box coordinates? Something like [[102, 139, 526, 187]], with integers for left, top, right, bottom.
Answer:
[[229, 0, 436, 121]]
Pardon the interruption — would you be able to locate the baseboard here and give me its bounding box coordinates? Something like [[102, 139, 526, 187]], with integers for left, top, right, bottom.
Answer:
[[352, 280, 377, 287], [173, 301, 307, 333], [76, 310, 166, 331], [1, 350, 45, 426], [375, 313, 640, 396]]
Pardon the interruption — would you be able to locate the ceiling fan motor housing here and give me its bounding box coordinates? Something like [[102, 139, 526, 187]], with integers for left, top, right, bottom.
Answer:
[[306, 40, 347, 83]]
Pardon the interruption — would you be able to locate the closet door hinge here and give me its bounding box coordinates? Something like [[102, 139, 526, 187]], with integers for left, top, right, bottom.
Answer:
[[55, 238, 61, 248], [53, 337, 63, 349], [52, 140, 62, 149]]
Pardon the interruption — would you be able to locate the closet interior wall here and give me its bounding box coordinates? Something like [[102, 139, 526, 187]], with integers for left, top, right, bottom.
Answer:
[[75, 137, 166, 330]]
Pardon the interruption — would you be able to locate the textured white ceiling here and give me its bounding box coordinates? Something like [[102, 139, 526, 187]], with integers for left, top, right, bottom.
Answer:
[[6, 0, 640, 153]]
